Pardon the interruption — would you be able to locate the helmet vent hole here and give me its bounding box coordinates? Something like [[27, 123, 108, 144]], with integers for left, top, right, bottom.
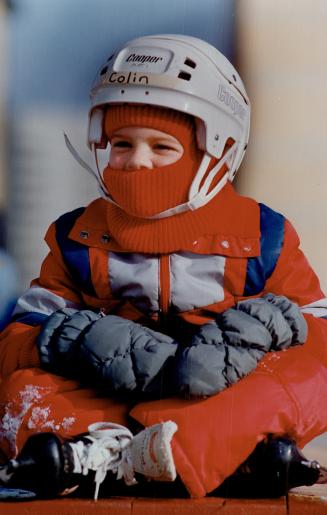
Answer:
[[100, 66, 108, 76], [232, 74, 237, 81], [178, 71, 191, 81], [184, 58, 196, 69], [107, 54, 114, 62]]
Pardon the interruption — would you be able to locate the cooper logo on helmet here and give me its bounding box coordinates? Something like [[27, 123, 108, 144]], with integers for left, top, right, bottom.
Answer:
[[218, 84, 246, 121], [126, 53, 164, 64]]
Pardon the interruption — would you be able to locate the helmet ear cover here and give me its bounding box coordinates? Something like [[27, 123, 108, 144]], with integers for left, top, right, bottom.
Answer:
[[88, 107, 108, 149]]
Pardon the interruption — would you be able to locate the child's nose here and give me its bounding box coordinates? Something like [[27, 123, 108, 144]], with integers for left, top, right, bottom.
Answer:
[[125, 145, 153, 170]]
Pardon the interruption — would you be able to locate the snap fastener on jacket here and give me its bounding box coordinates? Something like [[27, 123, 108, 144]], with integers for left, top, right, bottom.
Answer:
[[221, 240, 230, 248], [101, 234, 111, 243], [192, 240, 198, 246], [243, 245, 252, 252], [80, 231, 89, 239]]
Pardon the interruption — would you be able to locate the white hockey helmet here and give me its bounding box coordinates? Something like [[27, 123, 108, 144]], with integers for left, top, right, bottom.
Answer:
[[87, 34, 251, 218]]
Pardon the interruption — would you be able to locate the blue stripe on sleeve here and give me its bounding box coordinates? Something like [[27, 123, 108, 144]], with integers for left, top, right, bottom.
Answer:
[[12, 312, 49, 327], [244, 203, 285, 296], [55, 208, 96, 297]]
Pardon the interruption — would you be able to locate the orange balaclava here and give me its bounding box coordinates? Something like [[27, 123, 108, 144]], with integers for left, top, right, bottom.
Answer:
[[103, 104, 230, 253], [103, 105, 202, 218]]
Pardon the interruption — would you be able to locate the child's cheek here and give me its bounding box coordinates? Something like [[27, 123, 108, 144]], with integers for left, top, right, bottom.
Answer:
[[109, 153, 124, 169]]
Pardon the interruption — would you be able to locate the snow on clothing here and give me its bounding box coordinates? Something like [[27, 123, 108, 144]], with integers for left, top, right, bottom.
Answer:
[[1, 183, 327, 497]]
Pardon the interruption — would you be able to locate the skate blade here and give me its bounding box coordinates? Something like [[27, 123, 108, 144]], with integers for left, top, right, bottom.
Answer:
[[0, 486, 37, 500], [316, 466, 327, 484]]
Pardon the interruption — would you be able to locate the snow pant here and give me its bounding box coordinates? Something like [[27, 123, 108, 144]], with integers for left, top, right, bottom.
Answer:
[[0, 317, 327, 498]]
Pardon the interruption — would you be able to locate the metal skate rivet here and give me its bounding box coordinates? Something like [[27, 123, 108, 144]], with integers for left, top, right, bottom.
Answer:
[[215, 134, 219, 141], [221, 240, 229, 248], [80, 231, 89, 239], [101, 234, 111, 243]]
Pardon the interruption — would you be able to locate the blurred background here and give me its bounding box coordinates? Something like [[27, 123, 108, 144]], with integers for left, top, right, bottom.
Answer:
[[0, 0, 326, 462]]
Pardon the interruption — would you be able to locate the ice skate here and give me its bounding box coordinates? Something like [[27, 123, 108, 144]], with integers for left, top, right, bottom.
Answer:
[[0, 432, 68, 498], [214, 435, 321, 498], [0, 420, 177, 500], [124, 420, 177, 483]]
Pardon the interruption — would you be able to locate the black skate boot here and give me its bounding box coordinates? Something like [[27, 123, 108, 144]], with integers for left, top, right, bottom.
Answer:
[[0, 420, 178, 500], [0, 428, 120, 499], [0, 432, 70, 498], [213, 435, 321, 498]]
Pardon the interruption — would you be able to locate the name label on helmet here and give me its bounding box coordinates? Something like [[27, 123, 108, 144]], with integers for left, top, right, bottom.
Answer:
[[218, 84, 246, 120], [126, 53, 163, 64], [104, 72, 149, 85]]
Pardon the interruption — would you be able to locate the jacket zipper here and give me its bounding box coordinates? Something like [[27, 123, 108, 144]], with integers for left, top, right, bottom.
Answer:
[[159, 255, 170, 321]]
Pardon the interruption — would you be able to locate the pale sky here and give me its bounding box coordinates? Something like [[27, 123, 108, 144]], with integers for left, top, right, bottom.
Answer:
[[8, 0, 234, 108]]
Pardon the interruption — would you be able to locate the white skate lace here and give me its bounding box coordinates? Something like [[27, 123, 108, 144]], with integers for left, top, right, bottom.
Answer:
[[70, 422, 136, 500]]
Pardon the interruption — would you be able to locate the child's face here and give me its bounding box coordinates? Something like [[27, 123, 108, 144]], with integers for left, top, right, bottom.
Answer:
[[109, 127, 184, 170]]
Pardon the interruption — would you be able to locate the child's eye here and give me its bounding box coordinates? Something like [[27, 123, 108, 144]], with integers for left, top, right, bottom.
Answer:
[[154, 144, 176, 151], [112, 140, 132, 148]]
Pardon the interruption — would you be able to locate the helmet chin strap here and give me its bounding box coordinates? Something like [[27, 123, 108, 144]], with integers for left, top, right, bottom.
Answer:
[[64, 133, 108, 198], [64, 133, 237, 220]]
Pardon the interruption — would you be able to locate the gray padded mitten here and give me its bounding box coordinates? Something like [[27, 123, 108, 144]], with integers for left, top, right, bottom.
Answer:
[[79, 314, 178, 394], [175, 308, 272, 397], [262, 293, 308, 346], [37, 308, 177, 395], [37, 308, 100, 374], [175, 293, 307, 397]]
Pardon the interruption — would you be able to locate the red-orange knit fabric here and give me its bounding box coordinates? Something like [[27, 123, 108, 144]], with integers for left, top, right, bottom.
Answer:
[[104, 104, 202, 219], [105, 104, 195, 143], [105, 180, 232, 253]]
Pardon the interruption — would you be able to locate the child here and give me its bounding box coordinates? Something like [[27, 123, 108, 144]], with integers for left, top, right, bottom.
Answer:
[[0, 34, 327, 500]]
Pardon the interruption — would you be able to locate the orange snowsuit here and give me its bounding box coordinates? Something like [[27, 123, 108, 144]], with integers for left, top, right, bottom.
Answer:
[[1, 184, 327, 497]]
